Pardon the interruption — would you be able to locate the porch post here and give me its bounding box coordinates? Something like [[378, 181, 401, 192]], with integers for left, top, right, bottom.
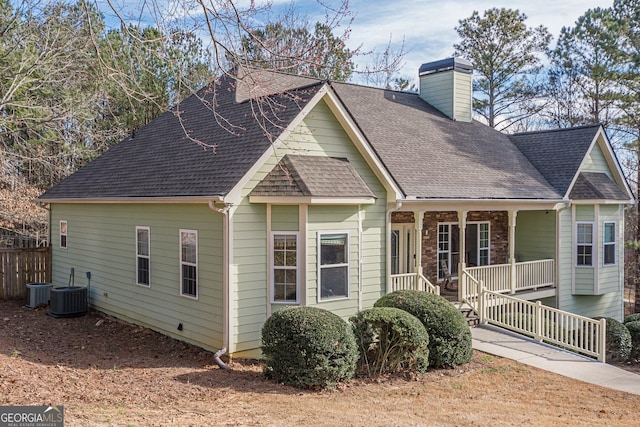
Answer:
[[414, 211, 424, 278], [458, 210, 467, 301], [508, 210, 518, 294]]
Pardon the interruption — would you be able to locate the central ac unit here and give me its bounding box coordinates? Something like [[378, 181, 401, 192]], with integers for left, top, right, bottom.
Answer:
[[25, 283, 52, 308], [47, 286, 88, 318]]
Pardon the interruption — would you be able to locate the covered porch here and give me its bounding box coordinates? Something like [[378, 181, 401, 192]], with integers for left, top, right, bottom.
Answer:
[[388, 202, 565, 302]]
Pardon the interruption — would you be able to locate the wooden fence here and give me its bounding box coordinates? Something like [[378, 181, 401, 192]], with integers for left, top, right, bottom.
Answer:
[[0, 247, 51, 300]]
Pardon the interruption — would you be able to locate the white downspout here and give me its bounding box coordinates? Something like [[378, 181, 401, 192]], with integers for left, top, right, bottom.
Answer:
[[209, 200, 233, 356], [358, 205, 363, 311]]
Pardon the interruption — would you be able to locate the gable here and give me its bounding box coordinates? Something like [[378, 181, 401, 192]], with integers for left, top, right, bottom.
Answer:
[[581, 142, 613, 178], [235, 96, 395, 204], [569, 129, 634, 201]]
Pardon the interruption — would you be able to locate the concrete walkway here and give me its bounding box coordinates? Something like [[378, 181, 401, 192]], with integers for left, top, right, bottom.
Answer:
[[472, 324, 640, 396]]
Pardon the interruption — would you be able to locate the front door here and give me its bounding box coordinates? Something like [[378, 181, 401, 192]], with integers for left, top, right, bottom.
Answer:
[[391, 224, 414, 275]]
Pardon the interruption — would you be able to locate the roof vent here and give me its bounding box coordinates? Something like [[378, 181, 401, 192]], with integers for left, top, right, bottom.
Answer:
[[418, 57, 473, 122]]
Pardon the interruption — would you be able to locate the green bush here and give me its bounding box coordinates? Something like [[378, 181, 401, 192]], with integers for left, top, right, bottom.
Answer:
[[624, 313, 640, 324], [625, 320, 640, 361], [375, 290, 472, 368], [351, 307, 429, 376], [261, 306, 358, 389], [594, 317, 632, 362]]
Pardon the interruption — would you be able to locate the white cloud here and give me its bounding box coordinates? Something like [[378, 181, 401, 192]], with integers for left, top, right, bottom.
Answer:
[[291, 0, 611, 79]]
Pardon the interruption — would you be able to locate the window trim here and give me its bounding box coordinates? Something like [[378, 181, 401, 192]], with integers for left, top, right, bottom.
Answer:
[[270, 232, 299, 304], [317, 231, 350, 302], [136, 226, 151, 287], [576, 222, 594, 267], [59, 220, 68, 249], [179, 229, 198, 299], [603, 221, 616, 266], [437, 221, 490, 281]]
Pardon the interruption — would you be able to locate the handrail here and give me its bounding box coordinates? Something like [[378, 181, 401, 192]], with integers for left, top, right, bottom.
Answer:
[[481, 287, 606, 362], [465, 259, 554, 294], [390, 273, 440, 295], [460, 268, 480, 310]]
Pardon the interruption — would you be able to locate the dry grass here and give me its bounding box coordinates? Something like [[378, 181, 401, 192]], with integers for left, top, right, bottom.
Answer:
[[1, 300, 640, 426]]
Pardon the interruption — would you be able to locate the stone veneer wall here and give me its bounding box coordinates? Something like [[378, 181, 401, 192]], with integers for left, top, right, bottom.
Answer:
[[391, 211, 509, 285]]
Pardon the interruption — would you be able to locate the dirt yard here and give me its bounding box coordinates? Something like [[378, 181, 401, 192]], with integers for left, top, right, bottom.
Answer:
[[1, 300, 639, 426]]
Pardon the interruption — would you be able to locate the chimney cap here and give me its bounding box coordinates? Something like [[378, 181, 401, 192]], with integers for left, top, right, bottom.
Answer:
[[419, 57, 473, 76]]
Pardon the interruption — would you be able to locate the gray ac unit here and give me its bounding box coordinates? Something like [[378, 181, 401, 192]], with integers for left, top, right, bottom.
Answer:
[[25, 283, 52, 308], [47, 286, 88, 318]]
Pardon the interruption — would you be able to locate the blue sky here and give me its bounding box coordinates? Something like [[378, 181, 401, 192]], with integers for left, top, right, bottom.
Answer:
[[98, 0, 612, 81], [278, 0, 612, 80]]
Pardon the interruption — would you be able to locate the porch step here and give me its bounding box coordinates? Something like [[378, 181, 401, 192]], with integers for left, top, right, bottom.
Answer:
[[451, 302, 480, 328]]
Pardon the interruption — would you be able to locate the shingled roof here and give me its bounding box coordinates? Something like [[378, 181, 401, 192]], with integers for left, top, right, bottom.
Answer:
[[570, 172, 630, 200], [509, 125, 601, 196], [251, 155, 376, 198], [40, 72, 323, 200], [41, 67, 627, 203], [330, 82, 561, 199]]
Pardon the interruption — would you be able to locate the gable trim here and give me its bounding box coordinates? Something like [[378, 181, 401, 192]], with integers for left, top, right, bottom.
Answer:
[[565, 126, 634, 202], [322, 88, 404, 202], [224, 85, 332, 204]]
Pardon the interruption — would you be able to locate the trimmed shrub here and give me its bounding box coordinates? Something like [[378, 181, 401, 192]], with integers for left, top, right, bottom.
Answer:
[[375, 290, 473, 368], [351, 307, 430, 375], [625, 320, 640, 361], [261, 306, 358, 389], [624, 313, 640, 324], [594, 317, 632, 362]]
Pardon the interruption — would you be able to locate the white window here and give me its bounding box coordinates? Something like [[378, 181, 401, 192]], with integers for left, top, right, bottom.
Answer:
[[271, 232, 299, 303], [603, 222, 616, 266], [180, 230, 198, 298], [136, 226, 150, 286], [60, 220, 68, 249], [576, 223, 593, 267], [437, 222, 490, 280], [318, 232, 349, 300]]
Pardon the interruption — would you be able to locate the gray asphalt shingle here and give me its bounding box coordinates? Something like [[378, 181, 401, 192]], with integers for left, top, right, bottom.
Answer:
[[570, 172, 630, 200], [251, 155, 376, 198], [40, 68, 625, 203], [330, 82, 561, 199], [509, 125, 601, 196], [40, 73, 323, 199]]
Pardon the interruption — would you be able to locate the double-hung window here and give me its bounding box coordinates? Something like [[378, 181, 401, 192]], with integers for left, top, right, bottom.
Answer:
[[603, 222, 616, 265], [60, 220, 68, 249], [576, 223, 593, 267], [318, 232, 349, 300], [180, 230, 198, 298], [272, 233, 299, 303], [136, 226, 150, 286]]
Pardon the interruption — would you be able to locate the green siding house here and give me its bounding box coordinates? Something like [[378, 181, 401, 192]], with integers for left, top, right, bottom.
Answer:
[[40, 58, 634, 357]]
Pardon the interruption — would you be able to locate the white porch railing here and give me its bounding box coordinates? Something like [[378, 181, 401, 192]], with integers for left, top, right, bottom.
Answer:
[[390, 273, 440, 295], [465, 259, 555, 294], [461, 269, 606, 362]]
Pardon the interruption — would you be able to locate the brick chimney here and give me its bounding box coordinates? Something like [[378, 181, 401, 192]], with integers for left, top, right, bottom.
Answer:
[[418, 57, 473, 122]]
